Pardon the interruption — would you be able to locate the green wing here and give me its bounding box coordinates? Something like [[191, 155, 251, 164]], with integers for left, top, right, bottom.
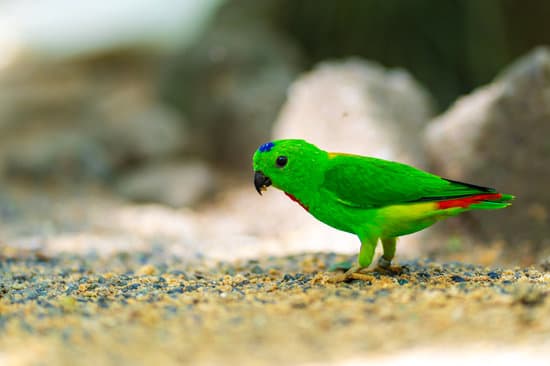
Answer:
[[321, 154, 495, 209]]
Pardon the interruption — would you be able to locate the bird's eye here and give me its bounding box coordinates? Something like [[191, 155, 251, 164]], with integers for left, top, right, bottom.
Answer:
[[276, 156, 288, 167]]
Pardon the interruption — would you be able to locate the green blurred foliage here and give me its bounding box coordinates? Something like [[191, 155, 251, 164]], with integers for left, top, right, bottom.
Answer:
[[268, 0, 550, 110]]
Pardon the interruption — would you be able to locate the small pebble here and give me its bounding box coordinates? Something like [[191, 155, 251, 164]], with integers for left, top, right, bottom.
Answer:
[[250, 265, 264, 274], [451, 275, 466, 283], [137, 264, 157, 276]]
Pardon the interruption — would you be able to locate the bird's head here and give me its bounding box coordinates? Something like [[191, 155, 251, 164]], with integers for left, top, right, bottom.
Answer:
[[252, 139, 327, 195]]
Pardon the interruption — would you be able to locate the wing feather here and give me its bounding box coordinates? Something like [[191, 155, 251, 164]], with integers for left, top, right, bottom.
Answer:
[[321, 154, 495, 209]]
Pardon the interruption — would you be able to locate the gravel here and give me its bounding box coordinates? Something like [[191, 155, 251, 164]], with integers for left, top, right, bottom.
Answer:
[[1, 248, 549, 365]]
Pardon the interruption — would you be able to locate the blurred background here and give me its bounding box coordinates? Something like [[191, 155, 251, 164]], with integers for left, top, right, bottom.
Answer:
[[0, 0, 549, 264]]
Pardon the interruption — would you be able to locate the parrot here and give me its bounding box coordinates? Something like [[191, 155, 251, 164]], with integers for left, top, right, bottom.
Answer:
[[252, 139, 514, 279]]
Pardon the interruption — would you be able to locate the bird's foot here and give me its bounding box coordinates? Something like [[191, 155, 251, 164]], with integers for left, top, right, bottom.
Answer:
[[324, 263, 374, 283], [375, 265, 403, 275], [374, 256, 402, 274]]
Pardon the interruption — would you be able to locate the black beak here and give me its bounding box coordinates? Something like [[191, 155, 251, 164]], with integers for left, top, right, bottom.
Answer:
[[254, 171, 272, 195]]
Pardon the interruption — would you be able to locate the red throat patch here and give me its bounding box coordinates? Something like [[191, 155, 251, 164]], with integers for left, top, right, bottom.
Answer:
[[437, 193, 502, 209], [285, 193, 309, 212]]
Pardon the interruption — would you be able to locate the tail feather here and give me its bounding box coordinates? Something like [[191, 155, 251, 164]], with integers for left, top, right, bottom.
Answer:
[[469, 201, 511, 210], [470, 193, 515, 210], [494, 193, 515, 202], [437, 193, 514, 210]]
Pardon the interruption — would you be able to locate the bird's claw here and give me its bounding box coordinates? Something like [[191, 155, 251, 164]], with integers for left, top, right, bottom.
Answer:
[[375, 265, 403, 275], [374, 256, 402, 274], [325, 263, 376, 283], [323, 258, 401, 283]]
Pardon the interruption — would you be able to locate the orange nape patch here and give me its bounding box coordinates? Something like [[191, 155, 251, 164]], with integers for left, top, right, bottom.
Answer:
[[437, 193, 502, 209], [328, 152, 359, 159]]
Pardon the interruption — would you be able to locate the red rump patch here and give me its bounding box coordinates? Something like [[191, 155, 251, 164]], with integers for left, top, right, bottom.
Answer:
[[437, 193, 502, 209], [285, 192, 309, 212]]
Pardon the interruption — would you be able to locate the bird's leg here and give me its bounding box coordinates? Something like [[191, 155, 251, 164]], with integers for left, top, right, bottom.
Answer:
[[357, 236, 378, 268], [377, 237, 402, 273], [325, 236, 379, 283], [379, 237, 396, 268], [338, 236, 378, 281], [327, 235, 378, 273]]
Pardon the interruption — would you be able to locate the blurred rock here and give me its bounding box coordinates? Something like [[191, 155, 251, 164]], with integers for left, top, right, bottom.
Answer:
[[116, 161, 215, 207], [161, 1, 301, 169], [425, 47, 550, 254], [95, 87, 188, 165], [0, 57, 187, 182], [3, 128, 111, 180], [273, 58, 435, 166]]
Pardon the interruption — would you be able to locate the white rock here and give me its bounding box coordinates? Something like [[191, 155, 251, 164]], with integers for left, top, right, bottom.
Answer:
[[273, 58, 434, 166], [425, 47, 550, 251]]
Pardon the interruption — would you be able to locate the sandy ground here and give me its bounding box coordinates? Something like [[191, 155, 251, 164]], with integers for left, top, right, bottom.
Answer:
[[1, 249, 549, 366]]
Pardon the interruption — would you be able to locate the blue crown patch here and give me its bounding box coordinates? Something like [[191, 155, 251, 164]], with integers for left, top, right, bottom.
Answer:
[[258, 141, 275, 153]]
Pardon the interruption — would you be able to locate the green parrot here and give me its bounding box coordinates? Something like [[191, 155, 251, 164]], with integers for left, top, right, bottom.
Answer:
[[253, 139, 514, 278]]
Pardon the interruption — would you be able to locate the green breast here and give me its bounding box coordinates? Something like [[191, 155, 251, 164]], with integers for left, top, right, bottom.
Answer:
[[304, 191, 378, 235]]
